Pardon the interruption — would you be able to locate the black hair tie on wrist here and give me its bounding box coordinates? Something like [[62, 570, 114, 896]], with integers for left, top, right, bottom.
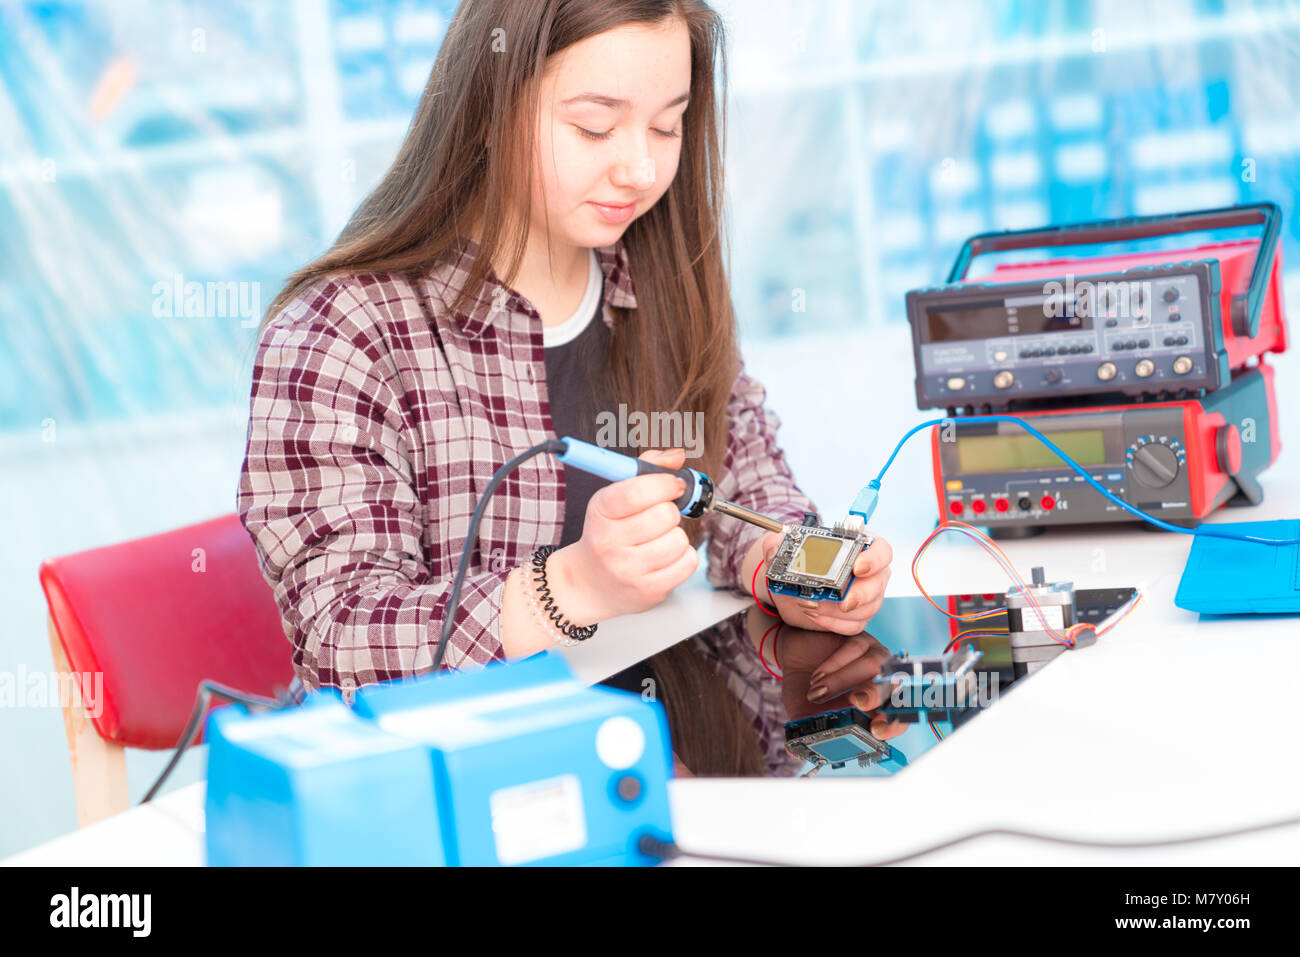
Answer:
[[530, 545, 598, 642]]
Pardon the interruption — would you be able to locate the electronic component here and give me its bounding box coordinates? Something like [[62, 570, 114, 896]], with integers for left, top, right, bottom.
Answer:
[[906, 203, 1286, 412], [1004, 565, 1081, 676], [784, 707, 907, 775], [765, 517, 872, 602], [931, 362, 1279, 537], [874, 646, 984, 718]]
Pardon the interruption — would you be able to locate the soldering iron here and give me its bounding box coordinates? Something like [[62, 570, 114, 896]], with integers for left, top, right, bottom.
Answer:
[[553, 436, 788, 534]]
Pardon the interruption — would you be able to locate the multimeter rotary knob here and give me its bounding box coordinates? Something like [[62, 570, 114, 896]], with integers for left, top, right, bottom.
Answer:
[[1126, 436, 1183, 489]]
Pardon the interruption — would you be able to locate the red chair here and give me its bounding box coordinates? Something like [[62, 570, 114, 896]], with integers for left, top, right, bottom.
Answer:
[[39, 514, 294, 827]]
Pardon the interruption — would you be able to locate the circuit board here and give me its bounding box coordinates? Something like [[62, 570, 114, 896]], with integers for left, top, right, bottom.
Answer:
[[766, 521, 873, 602], [784, 707, 907, 773]]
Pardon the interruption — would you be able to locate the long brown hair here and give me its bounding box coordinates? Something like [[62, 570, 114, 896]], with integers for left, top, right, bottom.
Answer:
[[262, 0, 760, 773], [262, 0, 736, 548]]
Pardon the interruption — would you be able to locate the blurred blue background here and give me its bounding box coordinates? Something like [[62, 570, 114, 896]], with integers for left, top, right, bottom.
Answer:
[[3, 0, 1299, 856]]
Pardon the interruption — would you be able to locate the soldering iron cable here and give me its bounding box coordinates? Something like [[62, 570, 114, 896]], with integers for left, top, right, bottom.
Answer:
[[140, 681, 289, 805], [433, 439, 570, 674]]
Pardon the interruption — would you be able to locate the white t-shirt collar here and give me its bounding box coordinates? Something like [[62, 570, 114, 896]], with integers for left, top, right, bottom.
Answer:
[[542, 248, 603, 348]]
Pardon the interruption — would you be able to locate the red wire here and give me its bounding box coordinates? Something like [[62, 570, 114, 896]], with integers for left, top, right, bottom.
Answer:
[[751, 553, 781, 618]]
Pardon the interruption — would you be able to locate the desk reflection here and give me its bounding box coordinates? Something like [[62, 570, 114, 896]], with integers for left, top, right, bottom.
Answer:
[[614, 589, 1135, 778]]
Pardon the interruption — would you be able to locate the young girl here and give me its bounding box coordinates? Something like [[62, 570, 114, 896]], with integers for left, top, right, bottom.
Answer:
[[238, 0, 896, 774]]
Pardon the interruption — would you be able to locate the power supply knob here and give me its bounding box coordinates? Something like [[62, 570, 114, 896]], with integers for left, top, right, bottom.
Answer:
[[1129, 443, 1180, 488], [993, 370, 1015, 389], [1135, 358, 1155, 378], [1172, 356, 1194, 375], [1097, 362, 1117, 381], [1216, 424, 1243, 475]]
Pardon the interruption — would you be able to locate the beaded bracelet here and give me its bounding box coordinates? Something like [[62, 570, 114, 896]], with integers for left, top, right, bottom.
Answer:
[[525, 545, 598, 644]]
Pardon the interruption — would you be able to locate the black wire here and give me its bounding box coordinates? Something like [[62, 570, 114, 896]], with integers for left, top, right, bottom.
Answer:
[[139, 680, 282, 804], [431, 439, 568, 673], [640, 811, 1300, 866]]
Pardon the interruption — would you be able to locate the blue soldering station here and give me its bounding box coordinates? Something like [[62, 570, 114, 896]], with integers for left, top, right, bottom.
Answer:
[[205, 651, 675, 866]]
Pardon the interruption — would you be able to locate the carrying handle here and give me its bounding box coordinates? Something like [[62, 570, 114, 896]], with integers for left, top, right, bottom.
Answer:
[[945, 202, 1281, 338]]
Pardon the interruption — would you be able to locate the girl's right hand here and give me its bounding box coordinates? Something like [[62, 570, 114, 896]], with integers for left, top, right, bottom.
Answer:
[[549, 447, 700, 623]]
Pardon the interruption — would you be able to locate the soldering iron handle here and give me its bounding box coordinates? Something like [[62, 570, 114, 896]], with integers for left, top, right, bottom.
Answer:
[[555, 437, 712, 517]]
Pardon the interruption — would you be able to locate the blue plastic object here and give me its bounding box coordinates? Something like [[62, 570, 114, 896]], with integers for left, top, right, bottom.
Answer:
[[849, 481, 880, 525], [205, 652, 676, 866], [556, 436, 708, 515], [205, 690, 445, 866], [1175, 519, 1300, 614]]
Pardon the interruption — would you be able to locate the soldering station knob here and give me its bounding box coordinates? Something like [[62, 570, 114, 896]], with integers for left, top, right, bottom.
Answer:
[[615, 775, 643, 804]]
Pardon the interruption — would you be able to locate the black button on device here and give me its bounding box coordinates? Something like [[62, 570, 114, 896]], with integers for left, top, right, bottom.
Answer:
[[1044, 369, 1062, 384], [1138, 339, 1149, 348], [1044, 347, 1055, 357], [1168, 311, 1181, 321], [1175, 335, 1188, 345], [1082, 344, 1093, 353], [616, 775, 642, 803], [1125, 340, 1137, 349], [1164, 337, 1174, 346], [1019, 350, 1030, 359], [1105, 318, 1119, 327]]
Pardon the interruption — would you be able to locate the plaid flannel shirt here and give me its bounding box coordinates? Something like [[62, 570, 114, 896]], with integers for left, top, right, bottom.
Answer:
[[237, 235, 819, 692]]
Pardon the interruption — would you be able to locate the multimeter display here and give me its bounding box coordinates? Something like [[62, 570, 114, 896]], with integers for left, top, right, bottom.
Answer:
[[790, 536, 845, 577], [956, 429, 1107, 473]]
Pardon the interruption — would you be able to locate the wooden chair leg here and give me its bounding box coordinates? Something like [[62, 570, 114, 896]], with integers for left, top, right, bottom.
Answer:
[[47, 616, 128, 827]]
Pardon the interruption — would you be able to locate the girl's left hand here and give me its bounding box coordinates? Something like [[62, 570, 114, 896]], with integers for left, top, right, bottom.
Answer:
[[756, 530, 893, 637]]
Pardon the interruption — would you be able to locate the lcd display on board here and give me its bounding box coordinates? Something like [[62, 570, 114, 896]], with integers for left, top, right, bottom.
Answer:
[[791, 536, 845, 577]]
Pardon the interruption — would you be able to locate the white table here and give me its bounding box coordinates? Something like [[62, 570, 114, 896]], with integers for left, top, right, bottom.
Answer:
[[8, 324, 1300, 867]]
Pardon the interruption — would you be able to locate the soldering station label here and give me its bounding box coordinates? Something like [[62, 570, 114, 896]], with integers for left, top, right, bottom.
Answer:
[[490, 774, 587, 865]]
